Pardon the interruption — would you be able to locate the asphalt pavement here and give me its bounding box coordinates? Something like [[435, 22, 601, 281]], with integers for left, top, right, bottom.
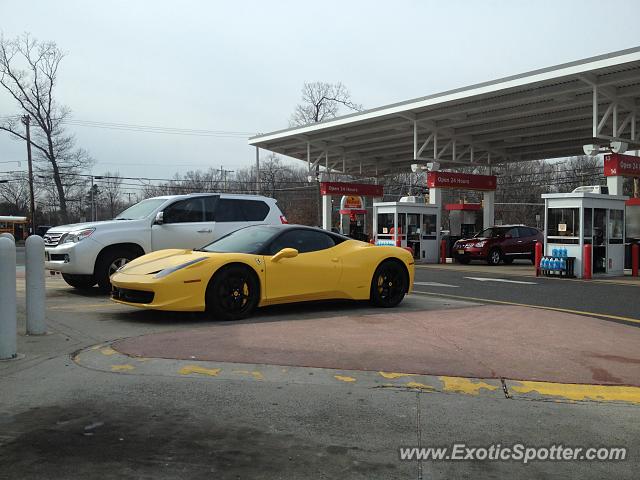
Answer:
[[1, 272, 639, 479], [414, 264, 640, 326], [16, 246, 25, 266]]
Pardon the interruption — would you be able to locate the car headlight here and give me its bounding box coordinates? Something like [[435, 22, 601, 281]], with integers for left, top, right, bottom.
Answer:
[[61, 228, 95, 244], [474, 241, 487, 248], [154, 257, 207, 279]]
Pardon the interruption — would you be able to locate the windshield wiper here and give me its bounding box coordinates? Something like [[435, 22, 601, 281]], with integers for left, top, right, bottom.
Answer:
[[115, 217, 132, 220]]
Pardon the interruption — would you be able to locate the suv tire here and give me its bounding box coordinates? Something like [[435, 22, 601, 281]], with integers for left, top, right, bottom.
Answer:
[[95, 248, 138, 292], [487, 248, 502, 266], [62, 273, 96, 290]]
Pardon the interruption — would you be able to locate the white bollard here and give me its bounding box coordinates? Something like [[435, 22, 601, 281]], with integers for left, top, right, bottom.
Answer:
[[26, 235, 46, 335], [0, 232, 15, 243], [0, 237, 17, 359]]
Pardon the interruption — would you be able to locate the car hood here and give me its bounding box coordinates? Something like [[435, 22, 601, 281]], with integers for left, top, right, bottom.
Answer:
[[47, 219, 145, 234], [118, 249, 210, 275], [457, 236, 489, 243]]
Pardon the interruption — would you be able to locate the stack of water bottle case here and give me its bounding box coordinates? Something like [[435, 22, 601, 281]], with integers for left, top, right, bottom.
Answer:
[[541, 247, 575, 278]]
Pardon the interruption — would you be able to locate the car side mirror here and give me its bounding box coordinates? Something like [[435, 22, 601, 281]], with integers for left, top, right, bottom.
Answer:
[[271, 248, 298, 262], [154, 211, 164, 225]]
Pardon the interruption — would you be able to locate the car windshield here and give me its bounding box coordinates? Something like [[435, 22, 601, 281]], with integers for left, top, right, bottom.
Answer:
[[114, 198, 166, 220], [474, 228, 507, 238], [200, 225, 278, 254]]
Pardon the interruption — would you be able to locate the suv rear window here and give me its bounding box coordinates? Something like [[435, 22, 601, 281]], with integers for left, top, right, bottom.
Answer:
[[214, 199, 270, 222]]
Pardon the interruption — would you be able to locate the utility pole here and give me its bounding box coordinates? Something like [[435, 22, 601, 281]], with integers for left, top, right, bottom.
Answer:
[[219, 166, 234, 192], [22, 116, 36, 235], [255, 147, 260, 194]]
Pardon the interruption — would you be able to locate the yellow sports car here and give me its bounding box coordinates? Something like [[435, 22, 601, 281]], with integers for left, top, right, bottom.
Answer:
[[110, 224, 414, 320]]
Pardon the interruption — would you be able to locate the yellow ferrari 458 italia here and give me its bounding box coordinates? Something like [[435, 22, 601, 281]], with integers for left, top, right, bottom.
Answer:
[[110, 224, 414, 320]]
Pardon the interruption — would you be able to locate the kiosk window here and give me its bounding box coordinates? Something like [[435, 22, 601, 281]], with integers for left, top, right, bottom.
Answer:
[[407, 214, 420, 240], [583, 208, 593, 239], [397, 213, 406, 236], [377, 213, 394, 235], [609, 210, 624, 244], [422, 214, 437, 237], [548, 208, 579, 237]]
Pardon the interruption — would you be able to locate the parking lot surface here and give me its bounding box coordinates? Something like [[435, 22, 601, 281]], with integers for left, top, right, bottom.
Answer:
[[2, 270, 639, 479]]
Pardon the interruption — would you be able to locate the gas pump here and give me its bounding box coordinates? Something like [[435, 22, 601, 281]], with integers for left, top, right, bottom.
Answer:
[[339, 195, 368, 241]]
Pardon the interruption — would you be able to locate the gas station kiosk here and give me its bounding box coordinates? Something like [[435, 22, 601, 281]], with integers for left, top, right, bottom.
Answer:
[[373, 196, 440, 262], [542, 191, 627, 278], [338, 195, 367, 241]]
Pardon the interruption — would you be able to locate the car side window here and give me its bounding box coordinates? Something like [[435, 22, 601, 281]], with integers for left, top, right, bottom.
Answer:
[[506, 227, 520, 238], [215, 199, 245, 222], [268, 230, 335, 255], [162, 198, 205, 223], [204, 196, 219, 221], [241, 200, 269, 221], [518, 227, 532, 238]]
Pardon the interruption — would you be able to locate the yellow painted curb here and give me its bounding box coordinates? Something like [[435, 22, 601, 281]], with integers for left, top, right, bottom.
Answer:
[[509, 380, 640, 404]]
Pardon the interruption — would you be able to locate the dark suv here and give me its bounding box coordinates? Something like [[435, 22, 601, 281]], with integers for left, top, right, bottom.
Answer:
[[452, 225, 543, 265]]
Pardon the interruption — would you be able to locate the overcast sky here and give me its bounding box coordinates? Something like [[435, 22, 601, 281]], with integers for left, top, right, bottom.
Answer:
[[1, 0, 640, 180]]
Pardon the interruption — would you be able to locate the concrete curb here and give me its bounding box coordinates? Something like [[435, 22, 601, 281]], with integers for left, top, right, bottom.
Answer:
[[74, 343, 640, 406]]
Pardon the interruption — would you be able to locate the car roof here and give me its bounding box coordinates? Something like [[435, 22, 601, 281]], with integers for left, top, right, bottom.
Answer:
[[243, 223, 351, 239], [148, 193, 277, 201]]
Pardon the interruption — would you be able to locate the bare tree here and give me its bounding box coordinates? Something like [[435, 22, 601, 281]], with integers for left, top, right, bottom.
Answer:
[[290, 81, 363, 127], [0, 33, 93, 223], [99, 172, 124, 219], [0, 174, 29, 214]]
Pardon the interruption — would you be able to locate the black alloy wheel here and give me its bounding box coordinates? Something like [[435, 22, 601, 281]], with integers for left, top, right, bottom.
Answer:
[[370, 260, 408, 308], [207, 265, 259, 321]]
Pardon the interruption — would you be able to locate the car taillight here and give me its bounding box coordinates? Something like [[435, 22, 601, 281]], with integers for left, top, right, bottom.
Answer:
[[280, 215, 288, 224]]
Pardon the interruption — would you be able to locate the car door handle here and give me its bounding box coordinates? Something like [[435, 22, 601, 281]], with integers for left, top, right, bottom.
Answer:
[[197, 229, 212, 233], [331, 258, 339, 263]]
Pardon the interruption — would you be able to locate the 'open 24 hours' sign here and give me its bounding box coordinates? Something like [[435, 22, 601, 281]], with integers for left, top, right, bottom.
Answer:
[[426, 172, 497, 191], [604, 153, 640, 177]]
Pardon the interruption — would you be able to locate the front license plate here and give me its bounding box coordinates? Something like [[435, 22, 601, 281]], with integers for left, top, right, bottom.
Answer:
[[457, 249, 465, 255]]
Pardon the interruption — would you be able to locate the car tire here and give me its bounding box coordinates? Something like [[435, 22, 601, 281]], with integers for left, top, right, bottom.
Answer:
[[457, 257, 471, 265], [95, 248, 138, 292], [487, 248, 502, 266], [206, 265, 260, 321], [370, 260, 408, 308], [62, 273, 96, 290], [503, 257, 514, 265]]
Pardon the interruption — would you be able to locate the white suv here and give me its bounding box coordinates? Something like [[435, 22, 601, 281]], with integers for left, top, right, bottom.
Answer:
[[44, 193, 286, 291]]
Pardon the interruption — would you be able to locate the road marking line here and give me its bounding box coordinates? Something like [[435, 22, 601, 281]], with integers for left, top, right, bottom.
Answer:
[[111, 364, 135, 372], [405, 381, 434, 390], [334, 375, 357, 383], [379, 371, 417, 379], [439, 376, 499, 395], [416, 264, 640, 287], [179, 365, 221, 376], [413, 281, 459, 288], [233, 370, 264, 380], [412, 290, 640, 325], [464, 277, 537, 285]]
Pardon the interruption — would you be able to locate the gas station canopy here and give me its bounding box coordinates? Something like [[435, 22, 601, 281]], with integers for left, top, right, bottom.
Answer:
[[249, 47, 640, 176]]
